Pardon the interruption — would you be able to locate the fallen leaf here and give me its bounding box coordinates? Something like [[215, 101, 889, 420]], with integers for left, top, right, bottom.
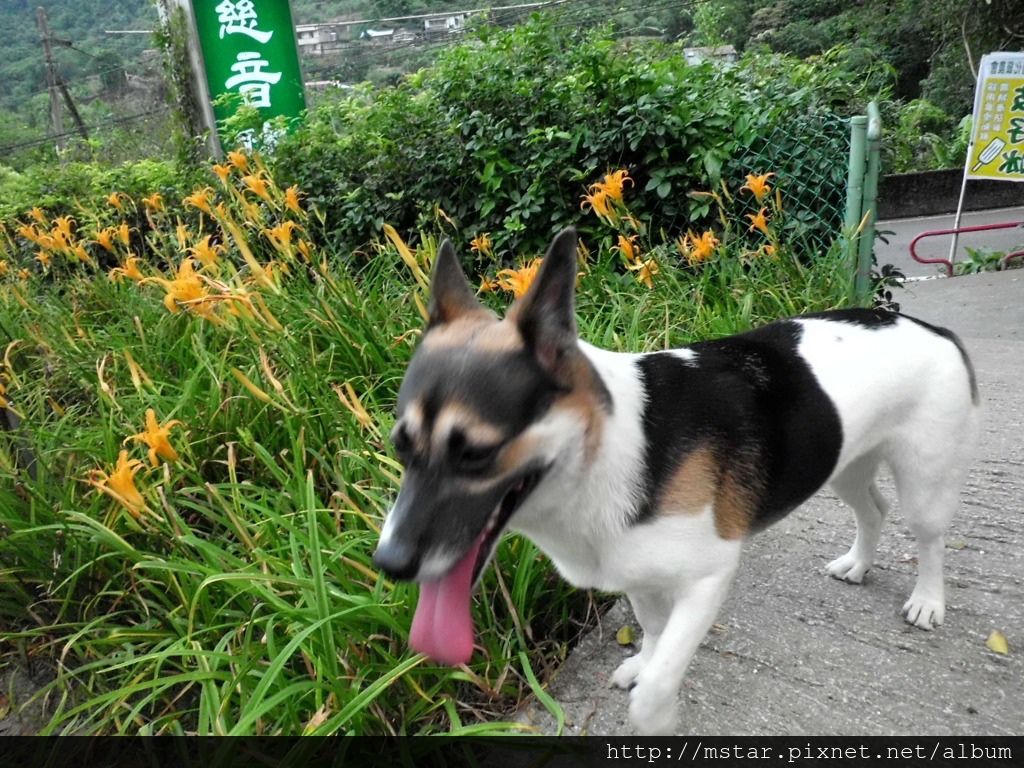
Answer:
[[986, 630, 1009, 655], [946, 540, 967, 550], [616, 625, 636, 646]]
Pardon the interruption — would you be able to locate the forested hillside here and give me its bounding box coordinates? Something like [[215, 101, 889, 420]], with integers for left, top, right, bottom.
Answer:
[[1, 0, 1021, 168]]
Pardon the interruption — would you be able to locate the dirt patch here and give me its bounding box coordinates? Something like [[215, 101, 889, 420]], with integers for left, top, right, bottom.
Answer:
[[0, 665, 55, 735]]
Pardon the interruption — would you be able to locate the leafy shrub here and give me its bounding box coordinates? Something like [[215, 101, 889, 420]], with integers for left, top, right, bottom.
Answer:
[[273, 15, 876, 260], [0, 158, 193, 222]]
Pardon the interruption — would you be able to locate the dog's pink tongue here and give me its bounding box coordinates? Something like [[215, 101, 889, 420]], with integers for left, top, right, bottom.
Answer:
[[409, 537, 482, 666]]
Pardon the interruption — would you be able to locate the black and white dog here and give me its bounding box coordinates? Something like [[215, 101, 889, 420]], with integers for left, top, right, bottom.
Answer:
[[373, 227, 981, 735]]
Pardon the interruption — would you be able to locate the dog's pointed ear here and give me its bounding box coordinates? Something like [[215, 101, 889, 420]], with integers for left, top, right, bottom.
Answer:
[[427, 239, 486, 328], [510, 227, 579, 384]]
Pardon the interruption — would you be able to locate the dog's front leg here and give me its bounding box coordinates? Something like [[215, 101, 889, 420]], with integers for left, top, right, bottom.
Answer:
[[609, 590, 672, 689], [627, 562, 740, 736]]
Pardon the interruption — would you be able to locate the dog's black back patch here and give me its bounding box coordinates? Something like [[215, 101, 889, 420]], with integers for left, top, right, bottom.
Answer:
[[634, 319, 843, 532]]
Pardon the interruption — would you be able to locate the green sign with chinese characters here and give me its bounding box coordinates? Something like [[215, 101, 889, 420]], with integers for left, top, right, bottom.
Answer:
[[190, 0, 306, 148]]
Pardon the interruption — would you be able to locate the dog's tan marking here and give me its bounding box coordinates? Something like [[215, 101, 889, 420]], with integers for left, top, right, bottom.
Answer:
[[550, 353, 607, 463], [432, 402, 506, 454], [398, 399, 429, 455], [424, 316, 524, 355], [658, 447, 717, 517], [495, 431, 545, 477], [713, 462, 760, 540]]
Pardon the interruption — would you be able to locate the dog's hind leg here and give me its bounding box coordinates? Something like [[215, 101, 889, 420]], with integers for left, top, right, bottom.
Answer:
[[609, 590, 671, 690], [892, 463, 970, 630], [889, 409, 979, 630], [826, 452, 889, 584]]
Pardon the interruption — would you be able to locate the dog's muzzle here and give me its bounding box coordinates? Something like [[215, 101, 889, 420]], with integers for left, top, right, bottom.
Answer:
[[372, 538, 420, 582]]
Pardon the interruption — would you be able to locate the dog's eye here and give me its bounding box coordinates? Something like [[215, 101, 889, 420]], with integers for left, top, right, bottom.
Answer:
[[449, 432, 499, 473]]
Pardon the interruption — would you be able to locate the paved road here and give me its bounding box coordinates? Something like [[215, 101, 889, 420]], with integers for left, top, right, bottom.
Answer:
[[877, 206, 1024, 278], [528, 269, 1024, 736]]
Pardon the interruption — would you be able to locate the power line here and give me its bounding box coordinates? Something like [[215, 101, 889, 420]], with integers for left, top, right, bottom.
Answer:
[[330, 0, 703, 72], [0, 52, 161, 113], [0, 107, 172, 154]]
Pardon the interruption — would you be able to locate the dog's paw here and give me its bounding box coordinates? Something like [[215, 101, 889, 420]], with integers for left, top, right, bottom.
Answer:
[[609, 654, 645, 690], [628, 679, 678, 736], [903, 592, 944, 630], [826, 553, 871, 584]]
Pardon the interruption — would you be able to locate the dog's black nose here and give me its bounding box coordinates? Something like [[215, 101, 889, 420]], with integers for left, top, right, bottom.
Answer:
[[372, 541, 419, 581]]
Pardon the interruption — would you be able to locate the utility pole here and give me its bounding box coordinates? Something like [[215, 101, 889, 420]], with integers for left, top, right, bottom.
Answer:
[[38, 6, 65, 152], [37, 5, 88, 153]]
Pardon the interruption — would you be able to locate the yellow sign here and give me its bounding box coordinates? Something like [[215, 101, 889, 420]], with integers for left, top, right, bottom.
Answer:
[[967, 52, 1024, 181]]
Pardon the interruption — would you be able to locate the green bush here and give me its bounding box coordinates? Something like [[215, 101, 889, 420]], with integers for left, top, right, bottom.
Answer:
[[273, 16, 877, 259], [0, 158, 193, 222]]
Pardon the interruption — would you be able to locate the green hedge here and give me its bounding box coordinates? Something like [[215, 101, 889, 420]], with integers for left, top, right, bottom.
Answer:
[[273, 16, 879, 259]]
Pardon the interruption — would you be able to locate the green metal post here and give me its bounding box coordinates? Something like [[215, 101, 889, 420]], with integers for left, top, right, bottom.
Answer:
[[845, 114, 867, 301], [856, 101, 882, 305]]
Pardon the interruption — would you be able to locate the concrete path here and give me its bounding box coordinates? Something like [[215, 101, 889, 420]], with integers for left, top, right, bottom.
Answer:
[[528, 270, 1024, 736], [877, 206, 1024, 279]]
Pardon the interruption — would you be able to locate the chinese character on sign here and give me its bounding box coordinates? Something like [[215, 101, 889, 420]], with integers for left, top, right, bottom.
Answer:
[[968, 52, 1024, 181], [192, 0, 306, 152], [998, 149, 1024, 176], [225, 51, 282, 108], [216, 0, 274, 43], [1009, 117, 1024, 145], [1013, 85, 1024, 112]]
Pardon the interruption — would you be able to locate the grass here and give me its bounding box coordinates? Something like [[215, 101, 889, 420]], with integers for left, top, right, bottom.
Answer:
[[0, 159, 857, 734]]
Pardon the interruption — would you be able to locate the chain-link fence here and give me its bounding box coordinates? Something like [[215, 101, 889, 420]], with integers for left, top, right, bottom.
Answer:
[[728, 110, 854, 260]]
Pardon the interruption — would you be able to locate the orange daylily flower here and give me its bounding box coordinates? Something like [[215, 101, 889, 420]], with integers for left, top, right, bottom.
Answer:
[[676, 230, 720, 266], [146, 259, 215, 319], [72, 243, 92, 263], [747, 208, 771, 236], [188, 235, 225, 270], [51, 215, 75, 242], [470, 232, 493, 258], [689, 230, 720, 262], [580, 187, 616, 222], [740, 172, 775, 203], [593, 169, 630, 201], [264, 221, 298, 252], [28, 207, 48, 225], [242, 173, 274, 204], [213, 163, 233, 185], [127, 408, 183, 467], [174, 220, 189, 250], [183, 187, 214, 215], [581, 170, 632, 224], [17, 223, 54, 249], [88, 449, 147, 517], [477, 275, 499, 294], [227, 150, 249, 171], [627, 257, 659, 289], [93, 228, 116, 252], [116, 223, 132, 246], [106, 192, 126, 212], [496, 258, 543, 299], [284, 186, 305, 216], [110, 254, 146, 283], [613, 234, 640, 265], [142, 193, 165, 212]]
